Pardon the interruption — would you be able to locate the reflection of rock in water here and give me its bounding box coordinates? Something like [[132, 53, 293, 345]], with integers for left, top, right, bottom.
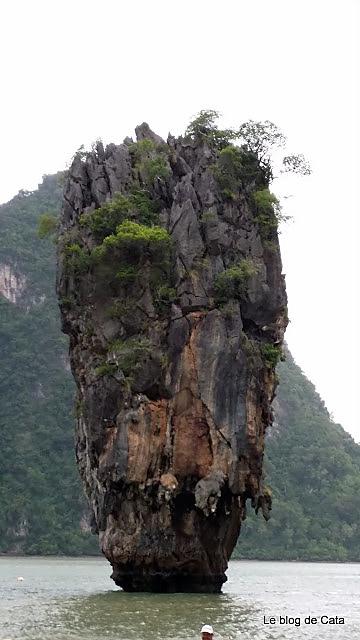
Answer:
[[57, 122, 287, 592], [57, 590, 259, 640]]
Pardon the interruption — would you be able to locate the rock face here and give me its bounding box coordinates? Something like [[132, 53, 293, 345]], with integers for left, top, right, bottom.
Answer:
[[0, 263, 26, 304], [57, 123, 287, 592]]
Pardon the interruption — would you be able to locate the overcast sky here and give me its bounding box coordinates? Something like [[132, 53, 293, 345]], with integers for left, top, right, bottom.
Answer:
[[1, 0, 359, 439]]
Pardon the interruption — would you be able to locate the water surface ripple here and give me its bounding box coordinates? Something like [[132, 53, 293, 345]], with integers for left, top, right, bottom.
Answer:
[[0, 558, 358, 639]]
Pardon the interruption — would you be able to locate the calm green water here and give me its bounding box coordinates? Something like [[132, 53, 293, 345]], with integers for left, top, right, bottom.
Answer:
[[0, 558, 359, 639]]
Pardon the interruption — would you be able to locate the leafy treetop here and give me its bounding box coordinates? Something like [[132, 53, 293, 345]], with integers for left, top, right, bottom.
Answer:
[[37, 213, 58, 239], [185, 110, 311, 180], [185, 109, 238, 149]]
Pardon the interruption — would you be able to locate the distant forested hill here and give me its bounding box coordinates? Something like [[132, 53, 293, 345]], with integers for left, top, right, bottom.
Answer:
[[236, 352, 360, 560], [0, 175, 359, 559], [0, 176, 97, 554]]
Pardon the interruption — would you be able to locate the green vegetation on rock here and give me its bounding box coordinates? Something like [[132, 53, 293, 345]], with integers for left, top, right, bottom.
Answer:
[[106, 299, 136, 320], [90, 220, 173, 303], [115, 264, 139, 284], [94, 363, 118, 377], [252, 188, 280, 215], [80, 189, 159, 241], [185, 109, 237, 149], [63, 242, 91, 275], [154, 284, 177, 314], [107, 336, 153, 376], [92, 220, 171, 264], [213, 145, 266, 198], [214, 259, 259, 305], [140, 156, 170, 183], [130, 138, 170, 185], [252, 188, 289, 238], [261, 343, 282, 368], [187, 112, 310, 236]]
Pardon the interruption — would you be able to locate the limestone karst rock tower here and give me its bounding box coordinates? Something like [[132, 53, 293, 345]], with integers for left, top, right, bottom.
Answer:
[[57, 118, 287, 592]]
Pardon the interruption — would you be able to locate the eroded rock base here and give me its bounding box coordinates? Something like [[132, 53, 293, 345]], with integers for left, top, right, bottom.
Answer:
[[111, 568, 225, 593]]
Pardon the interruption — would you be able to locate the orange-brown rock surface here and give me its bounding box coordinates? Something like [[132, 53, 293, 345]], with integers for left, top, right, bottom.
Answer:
[[57, 121, 287, 591]]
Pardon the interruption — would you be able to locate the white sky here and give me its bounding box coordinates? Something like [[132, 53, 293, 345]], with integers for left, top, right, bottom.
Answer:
[[1, 0, 359, 439]]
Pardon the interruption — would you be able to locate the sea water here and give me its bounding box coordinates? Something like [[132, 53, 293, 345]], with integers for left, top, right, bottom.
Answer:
[[0, 557, 359, 639]]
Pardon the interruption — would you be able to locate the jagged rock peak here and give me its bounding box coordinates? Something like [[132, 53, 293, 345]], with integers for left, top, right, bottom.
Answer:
[[135, 122, 165, 145], [56, 120, 288, 592]]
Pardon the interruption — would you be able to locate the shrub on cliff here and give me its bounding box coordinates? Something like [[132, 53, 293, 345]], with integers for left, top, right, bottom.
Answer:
[[238, 120, 286, 153], [63, 243, 91, 275], [251, 188, 290, 238], [213, 145, 268, 198], [94, 362, 118, 377], [252, 188, 280, 213], [130, 138, 170, 185], [212, 145, 244, 199], [186, 111, 311, 209], [140, 156, 170, 183], [214, 259, 259, 305], [116, 265, 139, 284], [261, 343, 282, 368], [154, 284, 177, 314], [237, 120, 312, 183], [90, 220, 173, 303], [95, 336, 158, 384], [107, 337, 153, 377], [185, 109, 237, 149], [92, 220, 171, 262], [80, 190, 159, 241]]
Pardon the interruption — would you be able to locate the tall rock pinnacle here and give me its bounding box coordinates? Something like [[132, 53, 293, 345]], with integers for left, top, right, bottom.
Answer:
[[57, 119, 287, 592]]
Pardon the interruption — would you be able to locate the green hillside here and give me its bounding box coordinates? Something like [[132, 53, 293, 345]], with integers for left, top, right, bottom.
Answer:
[[0, 175, 359, 560], [236, 353, 360, 560], [0, 176, 97, 554]]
